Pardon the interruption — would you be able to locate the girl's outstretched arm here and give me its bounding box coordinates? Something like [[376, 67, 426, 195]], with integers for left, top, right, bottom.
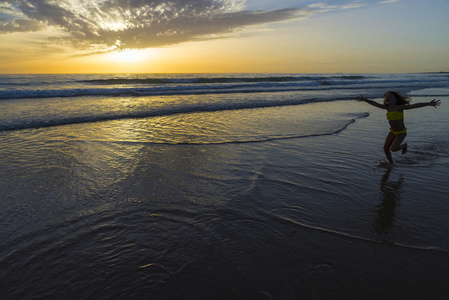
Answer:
[[403, 99, 441, 110], [356, 94, 386, 109]]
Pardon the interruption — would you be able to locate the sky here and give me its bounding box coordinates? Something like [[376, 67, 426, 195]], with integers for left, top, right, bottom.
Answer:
[[1, 0, 448, 73]]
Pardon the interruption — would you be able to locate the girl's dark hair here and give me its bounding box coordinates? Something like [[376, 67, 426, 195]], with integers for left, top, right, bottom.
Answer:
[[383, 91, 411, 105]]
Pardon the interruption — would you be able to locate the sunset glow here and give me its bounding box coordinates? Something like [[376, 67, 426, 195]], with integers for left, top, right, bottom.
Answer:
[[106, 49, 151, 64], [1, 0, 448, 73]]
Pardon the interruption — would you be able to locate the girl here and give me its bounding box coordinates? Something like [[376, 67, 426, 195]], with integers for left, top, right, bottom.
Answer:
[[356, 91, 440, 165]]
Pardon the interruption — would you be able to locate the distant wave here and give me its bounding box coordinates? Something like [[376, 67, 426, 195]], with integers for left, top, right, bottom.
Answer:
[[3, 73, 449, 100], [79, 75, 369, 85], [3, 77, 449, 101], [2, 74, 448, 103], [0, 83, 415, 101], [0, 84, 360, 100]]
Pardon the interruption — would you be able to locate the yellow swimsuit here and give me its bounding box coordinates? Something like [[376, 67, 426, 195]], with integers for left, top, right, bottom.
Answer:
[[386, 111, 407, 136], [386, 111, 404, 121]]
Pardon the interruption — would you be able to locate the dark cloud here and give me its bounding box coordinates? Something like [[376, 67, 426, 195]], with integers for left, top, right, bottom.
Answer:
[[0, 17, 44, 32], [0, 0, 309, 50]]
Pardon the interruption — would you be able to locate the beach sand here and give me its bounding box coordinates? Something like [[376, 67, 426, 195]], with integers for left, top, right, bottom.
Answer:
[[1, 95, 449, 299]]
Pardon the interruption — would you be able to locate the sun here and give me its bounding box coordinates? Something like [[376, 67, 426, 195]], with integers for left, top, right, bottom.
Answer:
[[75, 47, 161, 73], [106, 49, 148, 63]]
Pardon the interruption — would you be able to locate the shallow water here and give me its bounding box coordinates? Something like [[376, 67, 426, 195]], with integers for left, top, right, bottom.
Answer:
[[1, 85, 449, 298]]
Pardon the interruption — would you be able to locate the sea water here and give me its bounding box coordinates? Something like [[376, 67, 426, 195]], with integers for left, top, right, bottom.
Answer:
[[1, 73, 449, 299]]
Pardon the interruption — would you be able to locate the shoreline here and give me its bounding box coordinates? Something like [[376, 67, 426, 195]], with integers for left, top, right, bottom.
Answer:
[[1, 89, 448, 298]]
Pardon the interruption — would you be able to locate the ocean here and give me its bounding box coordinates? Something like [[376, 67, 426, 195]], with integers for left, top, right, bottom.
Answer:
[[1, 73, 449, 299]]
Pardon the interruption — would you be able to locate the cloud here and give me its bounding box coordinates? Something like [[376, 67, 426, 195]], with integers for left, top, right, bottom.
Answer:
[[0, 18, 44, 33], [0, 0, 311, 51], [379, 0, 400, 3], [306, 1, 367, 11]]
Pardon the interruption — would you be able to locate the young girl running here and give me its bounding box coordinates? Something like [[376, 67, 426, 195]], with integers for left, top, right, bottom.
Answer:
[[356, 91, 440, 165]]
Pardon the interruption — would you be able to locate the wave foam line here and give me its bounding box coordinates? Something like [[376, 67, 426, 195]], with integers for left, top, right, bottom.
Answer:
[[72, 113, 370, 146], [145, 113, 370, 145], [274, 214, 449, 254], [1, 98, 317, 132]]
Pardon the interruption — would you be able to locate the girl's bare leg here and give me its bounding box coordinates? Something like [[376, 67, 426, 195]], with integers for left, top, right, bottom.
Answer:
[[390, 133, 407, 154], [383, 132, 396, 165], [402, 143, 408, 154]]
